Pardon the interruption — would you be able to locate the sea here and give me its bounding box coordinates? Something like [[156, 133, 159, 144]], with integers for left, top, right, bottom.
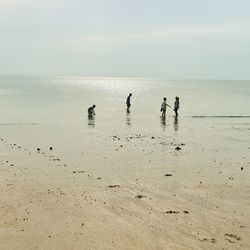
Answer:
[[0, 75, 249, 163], [1, 76, 250, 120]]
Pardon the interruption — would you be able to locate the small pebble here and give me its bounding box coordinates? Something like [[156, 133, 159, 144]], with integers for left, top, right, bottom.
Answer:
[[164, 174, 172, 177]]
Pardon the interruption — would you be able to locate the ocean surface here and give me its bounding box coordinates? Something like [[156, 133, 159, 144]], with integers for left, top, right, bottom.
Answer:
[[1, 76, 250, 122], [0, 75, 249, 162]]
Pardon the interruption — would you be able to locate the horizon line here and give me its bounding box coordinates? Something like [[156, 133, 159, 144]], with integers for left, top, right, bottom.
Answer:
[[0, 74, 249, 81]]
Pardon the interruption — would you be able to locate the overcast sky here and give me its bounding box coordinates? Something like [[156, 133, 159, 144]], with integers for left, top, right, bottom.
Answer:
[[0, 0, 250, 79]]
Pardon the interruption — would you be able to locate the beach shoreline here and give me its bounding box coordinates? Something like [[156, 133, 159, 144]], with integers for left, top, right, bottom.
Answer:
[[0, 116, 249, 249]]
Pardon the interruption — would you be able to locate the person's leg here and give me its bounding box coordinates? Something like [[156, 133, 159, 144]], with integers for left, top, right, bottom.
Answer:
[[174, 108, 178, 117]]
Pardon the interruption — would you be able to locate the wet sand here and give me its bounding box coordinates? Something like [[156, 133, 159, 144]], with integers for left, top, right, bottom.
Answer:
[[0, 116, 250, 250]]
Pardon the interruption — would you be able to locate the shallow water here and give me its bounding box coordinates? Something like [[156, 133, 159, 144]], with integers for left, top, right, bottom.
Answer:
[[1, 76, 250, 250], [1, 76, 250, 123], [0, 76, 249, 160]]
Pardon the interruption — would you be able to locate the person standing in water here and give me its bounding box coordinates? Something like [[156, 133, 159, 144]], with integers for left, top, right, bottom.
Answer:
[[174, 96, 180, 117], [161, 97, 171, 117], [126, 93, 132, 111], [88, 104, 96, 117]]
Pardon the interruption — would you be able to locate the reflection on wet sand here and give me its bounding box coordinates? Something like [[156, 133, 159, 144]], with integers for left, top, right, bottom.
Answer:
[[88, 115, 95, 127], [126, 110, 131, 125], [160, 116, 166, 130], [174, 116, 179, 131]]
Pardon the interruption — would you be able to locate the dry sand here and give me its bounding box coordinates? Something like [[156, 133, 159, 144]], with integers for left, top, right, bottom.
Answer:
[[0, 119, 250, 250]]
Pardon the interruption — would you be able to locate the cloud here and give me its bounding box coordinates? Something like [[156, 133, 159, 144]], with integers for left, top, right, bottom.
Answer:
[[0, 0, 65, 9], [126, 21, 250, 40], [59, 21, 250, 48]]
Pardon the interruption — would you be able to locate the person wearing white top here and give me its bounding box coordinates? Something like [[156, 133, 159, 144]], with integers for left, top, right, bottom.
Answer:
[[161, 97, 171, 117]]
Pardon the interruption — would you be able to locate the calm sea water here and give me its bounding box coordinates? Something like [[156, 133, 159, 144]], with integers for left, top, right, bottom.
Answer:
[[0, 75, 249, 163], [0, 76, 249, 124]]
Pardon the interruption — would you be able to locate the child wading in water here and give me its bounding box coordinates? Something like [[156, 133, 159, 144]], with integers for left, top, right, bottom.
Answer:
[[161, 97, 171, 117], [174, 96, 180, 117], [88, 104, 96, 117]]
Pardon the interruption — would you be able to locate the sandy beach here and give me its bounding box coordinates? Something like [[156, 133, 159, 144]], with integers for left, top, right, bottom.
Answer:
[[0, 113, 250, 249], [1, 0, 250, 246]]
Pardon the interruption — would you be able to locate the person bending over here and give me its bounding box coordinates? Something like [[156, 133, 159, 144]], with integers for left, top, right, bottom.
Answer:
[[88, 105, 96, 116]]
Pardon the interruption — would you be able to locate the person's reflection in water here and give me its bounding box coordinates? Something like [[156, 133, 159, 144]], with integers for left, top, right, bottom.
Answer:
[[126, 109, 131, 125], [88, 114, 95, 127], [160, 115, 166, 130], [174, 116, 179, 131]]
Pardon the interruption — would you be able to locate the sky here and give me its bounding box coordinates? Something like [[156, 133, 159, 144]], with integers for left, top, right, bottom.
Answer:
[[0, 0, 250, 79]]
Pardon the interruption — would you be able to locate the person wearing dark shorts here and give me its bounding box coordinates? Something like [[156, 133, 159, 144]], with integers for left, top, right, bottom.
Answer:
[[161, 97, 171, 117]]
